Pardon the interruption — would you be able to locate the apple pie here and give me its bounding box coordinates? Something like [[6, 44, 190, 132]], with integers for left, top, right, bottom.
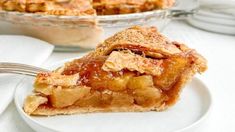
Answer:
[[0, 0, 174, 15], [23, 26, 207, 116]]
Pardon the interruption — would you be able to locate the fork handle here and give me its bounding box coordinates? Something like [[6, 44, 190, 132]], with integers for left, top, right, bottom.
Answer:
[[0, 62, 49, 76], [0, 70, 38, 76]]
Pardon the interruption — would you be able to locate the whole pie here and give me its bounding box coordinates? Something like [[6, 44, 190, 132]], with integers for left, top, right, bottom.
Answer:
[[0, 0, 175, 15], [23, 26, 207, 116]]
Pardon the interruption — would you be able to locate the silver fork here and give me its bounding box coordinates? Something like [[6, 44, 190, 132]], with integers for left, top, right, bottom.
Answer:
[[0, 62, 50, 76]]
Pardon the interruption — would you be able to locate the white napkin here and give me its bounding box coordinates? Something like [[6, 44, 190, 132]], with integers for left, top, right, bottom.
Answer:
[[0, 35, 54, 114]]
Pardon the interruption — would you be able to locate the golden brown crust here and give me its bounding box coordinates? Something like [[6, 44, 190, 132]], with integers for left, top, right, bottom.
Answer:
[[42, 0, 96, 16], [172, 41, 207, 73], [102, 50, 163, 76], [84, 26, 181, 60], [31, 103, 167, 116], [35, 72, 79, 87], [0, 0, 96, 15]]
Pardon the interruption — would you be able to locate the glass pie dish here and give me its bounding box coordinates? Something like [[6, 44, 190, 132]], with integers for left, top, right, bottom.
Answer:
[[0, 0, 198, 51]]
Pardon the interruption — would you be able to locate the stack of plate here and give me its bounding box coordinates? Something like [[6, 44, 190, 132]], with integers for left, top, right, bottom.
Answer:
[[188, 1, 235, 35]]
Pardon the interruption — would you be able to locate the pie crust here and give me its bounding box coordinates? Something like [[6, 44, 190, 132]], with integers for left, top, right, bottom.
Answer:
[[93, 0, 174, 15], [23, 26, 207, 116], [0, 0, 96, 16]]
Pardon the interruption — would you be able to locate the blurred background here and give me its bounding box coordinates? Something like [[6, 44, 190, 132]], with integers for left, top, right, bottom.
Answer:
[[0, 0, 234, 51]]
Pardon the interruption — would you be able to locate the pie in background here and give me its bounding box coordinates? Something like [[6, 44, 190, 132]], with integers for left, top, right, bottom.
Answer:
[[23, 26, 207, 116], [0, 0, 175, 15], [0, 0, 176, 49]]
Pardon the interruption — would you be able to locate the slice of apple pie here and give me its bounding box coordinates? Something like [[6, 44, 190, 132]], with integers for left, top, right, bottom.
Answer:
[[24, 26, 207, 116]]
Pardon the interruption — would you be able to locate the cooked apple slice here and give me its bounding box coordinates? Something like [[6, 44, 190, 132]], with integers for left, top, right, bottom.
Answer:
[[127, 75, 154, 90], [50, 86, 90, 108], [133, 87, 161, 106]]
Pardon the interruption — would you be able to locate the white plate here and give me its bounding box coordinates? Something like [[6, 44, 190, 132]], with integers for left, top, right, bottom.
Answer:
[[197, 8, 235, 20], [193, 12, 235, 26], [14, 60, 212, 132], [187, 17, 235, 35]]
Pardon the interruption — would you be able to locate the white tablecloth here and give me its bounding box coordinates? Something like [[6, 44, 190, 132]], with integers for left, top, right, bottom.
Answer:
[[1, 20, 235, 132]]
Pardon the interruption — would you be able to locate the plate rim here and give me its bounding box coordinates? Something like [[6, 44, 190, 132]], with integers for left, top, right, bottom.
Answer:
[[175, 77, 213, 132]]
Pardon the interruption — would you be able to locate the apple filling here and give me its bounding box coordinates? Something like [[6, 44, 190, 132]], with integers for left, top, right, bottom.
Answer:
[[24, 49, 193, 115]]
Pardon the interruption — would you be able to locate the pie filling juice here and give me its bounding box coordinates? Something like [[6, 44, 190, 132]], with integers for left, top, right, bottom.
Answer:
[[34, 53, 188, 109]]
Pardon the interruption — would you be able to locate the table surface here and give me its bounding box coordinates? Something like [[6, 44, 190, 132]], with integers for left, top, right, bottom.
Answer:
[[0, 20, 235, 132]]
